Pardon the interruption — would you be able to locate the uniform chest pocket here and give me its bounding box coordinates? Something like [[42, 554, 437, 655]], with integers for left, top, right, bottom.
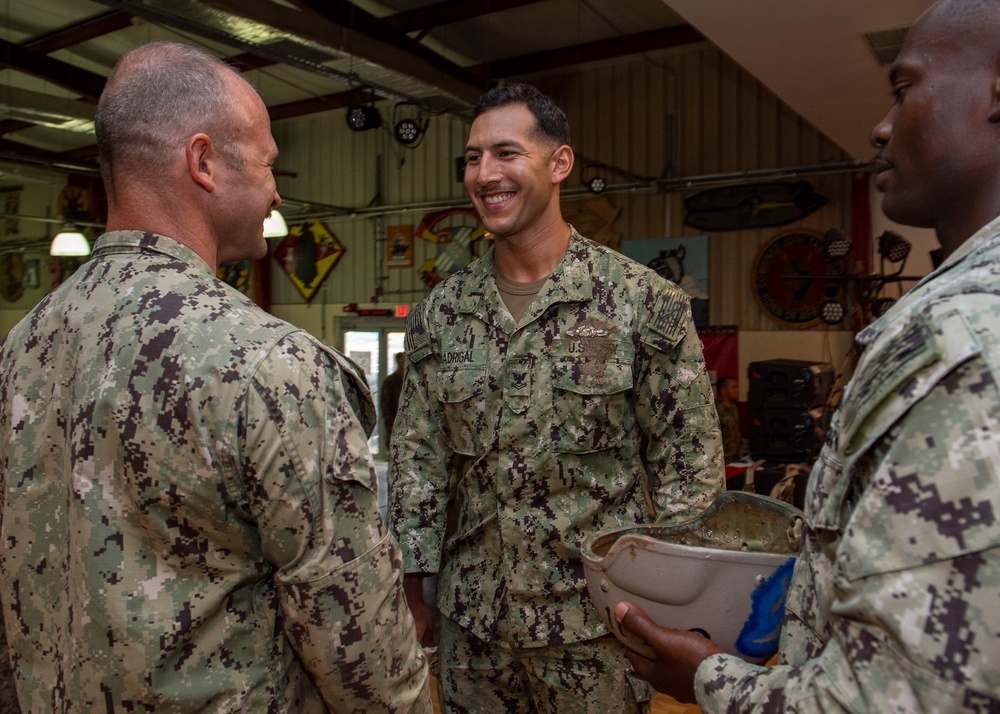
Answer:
[[551, 358, 632, 453], [805, 414, 850, 534], [437, 368, 487, 456]]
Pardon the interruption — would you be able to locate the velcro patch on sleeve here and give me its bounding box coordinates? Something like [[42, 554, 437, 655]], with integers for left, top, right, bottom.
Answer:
[[404, 307, 432, 363], [646, 289, 689, 346]]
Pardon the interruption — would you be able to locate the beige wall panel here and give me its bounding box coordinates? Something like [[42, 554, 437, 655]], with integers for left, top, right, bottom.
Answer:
[[699, 50, 721, 173]]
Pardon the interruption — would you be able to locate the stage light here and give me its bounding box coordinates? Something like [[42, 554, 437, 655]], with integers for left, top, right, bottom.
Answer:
[[587, 176, 606, 194], [394, 118, 421, 145], [820, 300, 846, 325], [346, 88, 382, 132], [347, 105, 381, 132], [877, 230, 911, 264], [823, 228, 851, 259], [871, 297, 896, 318], [391, 102, 429, 147]]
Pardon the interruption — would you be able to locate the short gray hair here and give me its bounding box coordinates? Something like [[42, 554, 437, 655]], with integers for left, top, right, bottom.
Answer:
[[95, 42, 249, 197]]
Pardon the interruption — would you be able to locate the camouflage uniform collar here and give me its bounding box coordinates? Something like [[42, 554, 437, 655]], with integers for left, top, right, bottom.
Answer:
[[456, 226, 594, 315], [92, 230, 215, 275]]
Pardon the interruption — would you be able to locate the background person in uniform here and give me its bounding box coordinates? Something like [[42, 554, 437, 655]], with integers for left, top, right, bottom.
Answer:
[[0, 42, 430, 713], [380, 351, 407, 455], [615, 1, 1000, 709], [714, 375, 743, 463], [388, 83, 724, 713]]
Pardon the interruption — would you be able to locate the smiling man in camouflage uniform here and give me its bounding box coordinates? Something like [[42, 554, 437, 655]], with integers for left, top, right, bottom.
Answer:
[[0, 42, 429, 712], [388, 83, 723, 712], [616, 1, 1000, 710]]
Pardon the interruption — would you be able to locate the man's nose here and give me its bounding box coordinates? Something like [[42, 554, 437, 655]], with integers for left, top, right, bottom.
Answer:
[[870, 107, 895, 149]]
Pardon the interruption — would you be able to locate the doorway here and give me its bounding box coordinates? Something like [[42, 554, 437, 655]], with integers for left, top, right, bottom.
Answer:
[[339, 318, 406, 460]]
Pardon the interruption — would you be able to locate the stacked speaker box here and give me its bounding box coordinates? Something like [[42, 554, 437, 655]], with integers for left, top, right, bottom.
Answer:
[[748, 358, 834, 463]]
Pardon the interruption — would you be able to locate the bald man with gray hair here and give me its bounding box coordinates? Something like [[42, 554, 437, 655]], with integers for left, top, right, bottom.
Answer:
[[0, 41, 430, 713]]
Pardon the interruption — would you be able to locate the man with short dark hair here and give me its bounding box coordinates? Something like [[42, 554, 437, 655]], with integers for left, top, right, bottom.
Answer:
[[0, 42, 430, 713], [389, 82, 723, 712], [616, 1, 1000, 710]]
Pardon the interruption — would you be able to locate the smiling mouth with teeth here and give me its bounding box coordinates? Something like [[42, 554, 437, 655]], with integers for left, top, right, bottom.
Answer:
[[484, 193, 515, 204]]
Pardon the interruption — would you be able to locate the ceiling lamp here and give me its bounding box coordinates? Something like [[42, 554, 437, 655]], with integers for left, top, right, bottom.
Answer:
[[262, 209, 288, 238], [346, 87, 382, 132], [586, 176, 607, 194], [50, 228, 91, 256]]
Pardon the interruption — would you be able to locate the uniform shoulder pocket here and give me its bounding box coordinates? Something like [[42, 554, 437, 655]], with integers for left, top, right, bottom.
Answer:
[[841, 311, 980, 456]]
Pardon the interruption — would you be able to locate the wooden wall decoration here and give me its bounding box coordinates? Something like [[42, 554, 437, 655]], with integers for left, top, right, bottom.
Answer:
[[753, 229, 845, 328], [414, 208, 489, 286], [683, 182, 827, 231], [273, 221, 346, 303]]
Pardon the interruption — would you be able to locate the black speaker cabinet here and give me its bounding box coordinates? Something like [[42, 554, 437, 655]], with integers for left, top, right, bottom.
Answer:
[[748, 359, 834, 412], [750, 406, 830, 462]]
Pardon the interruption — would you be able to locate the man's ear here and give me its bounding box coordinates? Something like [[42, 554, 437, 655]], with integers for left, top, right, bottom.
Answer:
[[551, 144, 574, 185], [187, 133, 216, 191]]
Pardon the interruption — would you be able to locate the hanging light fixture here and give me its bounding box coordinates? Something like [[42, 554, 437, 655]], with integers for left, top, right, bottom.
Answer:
[[394, 118, 421, 145], [587, 176, 607, 194], [262, 209, 288, 238], [822, 228, 852, 259], [871, 297, 896, 318], [819, 299, 847, 325], [877, 230, 911, 264], [346, 87, 382, 132], [392, 102, 429, 147], [50, 228, 91, 256]]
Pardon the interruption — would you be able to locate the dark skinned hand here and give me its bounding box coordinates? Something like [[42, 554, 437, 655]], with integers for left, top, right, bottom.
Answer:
[[615, 601, 725, 703]]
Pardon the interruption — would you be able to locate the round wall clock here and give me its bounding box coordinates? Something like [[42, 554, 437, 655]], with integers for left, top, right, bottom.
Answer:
[[753, 229, 844, 328]]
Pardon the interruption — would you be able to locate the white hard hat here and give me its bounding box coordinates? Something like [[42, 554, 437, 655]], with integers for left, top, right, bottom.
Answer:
[[582, 491, 804, 662]]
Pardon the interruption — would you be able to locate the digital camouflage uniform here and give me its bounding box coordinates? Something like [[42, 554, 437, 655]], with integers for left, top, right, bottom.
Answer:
[[389, 228, 724, 710], [695, 215, 1000, 711], [0, 617, 17, 714], [0, 231, 431, 713]]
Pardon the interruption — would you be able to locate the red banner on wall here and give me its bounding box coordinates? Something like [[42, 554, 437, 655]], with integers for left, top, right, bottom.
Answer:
[[698, 325, 738, 387]]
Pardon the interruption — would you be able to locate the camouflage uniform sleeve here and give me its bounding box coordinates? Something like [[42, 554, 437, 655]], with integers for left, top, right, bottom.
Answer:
[[387, 303, 450, 574], [241, 331, 431, 713], [0, 341, 16, 713], [0, 608, 19, 713], [695, 352, 1000, 712], [637, 287, 724, 522]]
